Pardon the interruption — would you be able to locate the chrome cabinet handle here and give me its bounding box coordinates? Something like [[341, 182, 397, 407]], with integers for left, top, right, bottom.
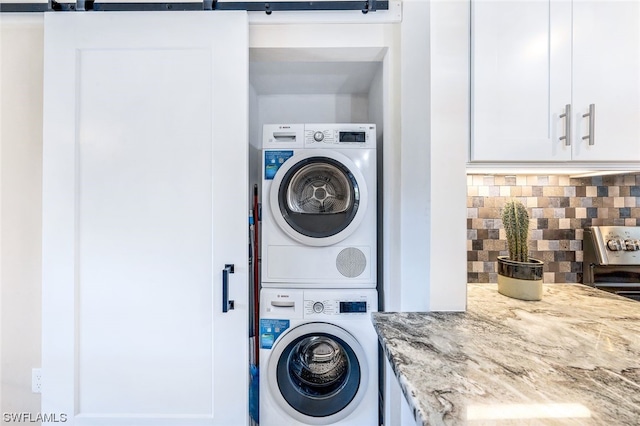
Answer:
[[559, 104, 571, 146], [582, 104, 595, 146], [222, 264, 235, 313]]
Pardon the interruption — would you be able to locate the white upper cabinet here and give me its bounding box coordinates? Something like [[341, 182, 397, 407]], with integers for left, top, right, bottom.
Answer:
[[471, 0, 640, 163], [572, 0, 640, 161], [471, 0, 571, 162]]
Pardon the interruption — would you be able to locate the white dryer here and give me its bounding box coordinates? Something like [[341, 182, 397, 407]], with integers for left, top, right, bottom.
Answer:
[[259, 288, 378, 426], [261, 123, 377, 288]]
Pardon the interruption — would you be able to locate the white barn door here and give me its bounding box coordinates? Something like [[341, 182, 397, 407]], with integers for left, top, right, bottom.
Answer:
[[42, 11, 248, 425]]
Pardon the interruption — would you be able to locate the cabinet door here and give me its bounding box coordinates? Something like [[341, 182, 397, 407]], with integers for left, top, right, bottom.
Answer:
[[572, 0, 640, 161], [42, 11, 248, 425], [470, 0, 572, 162]]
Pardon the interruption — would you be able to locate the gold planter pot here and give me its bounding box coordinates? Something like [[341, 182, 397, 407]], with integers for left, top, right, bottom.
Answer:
[[497, 256, 544, 301]]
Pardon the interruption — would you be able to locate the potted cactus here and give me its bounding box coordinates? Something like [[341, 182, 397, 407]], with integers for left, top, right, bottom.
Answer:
[[497, 199, 544, 301]]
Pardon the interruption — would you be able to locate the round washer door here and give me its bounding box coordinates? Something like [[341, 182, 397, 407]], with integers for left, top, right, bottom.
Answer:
[[267, 322, 369, 425], [269, 150, 368, 247]]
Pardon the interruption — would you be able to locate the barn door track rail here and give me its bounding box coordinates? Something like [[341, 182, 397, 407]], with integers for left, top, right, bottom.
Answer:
[[1, 0, 388, 13]]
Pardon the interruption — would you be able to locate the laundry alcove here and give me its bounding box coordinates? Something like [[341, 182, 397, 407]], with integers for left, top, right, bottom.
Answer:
[[247, 28, 397, 304]]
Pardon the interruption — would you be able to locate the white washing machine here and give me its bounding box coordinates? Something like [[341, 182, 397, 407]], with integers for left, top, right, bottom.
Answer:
[[261, 123, 377, 288], [259, 288, 378, 426]]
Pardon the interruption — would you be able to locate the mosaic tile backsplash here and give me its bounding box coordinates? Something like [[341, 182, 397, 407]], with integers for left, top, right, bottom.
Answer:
[[467, 173, 640, 284]]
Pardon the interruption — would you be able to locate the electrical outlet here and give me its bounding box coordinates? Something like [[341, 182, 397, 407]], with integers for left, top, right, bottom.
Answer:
[[32, 368, 42, 393]]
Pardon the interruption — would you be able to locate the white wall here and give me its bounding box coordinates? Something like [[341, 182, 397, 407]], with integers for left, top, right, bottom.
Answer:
[[393, 0, 468, 312], [426, 0, 469, 311], [0, 13, 44, 417]]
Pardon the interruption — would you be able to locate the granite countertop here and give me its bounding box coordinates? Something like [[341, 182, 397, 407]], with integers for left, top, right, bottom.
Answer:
[[372, 284, 640, 425]]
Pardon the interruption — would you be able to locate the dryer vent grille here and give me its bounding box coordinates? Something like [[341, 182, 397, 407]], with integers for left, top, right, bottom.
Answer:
[[336, 248, 367, 278]]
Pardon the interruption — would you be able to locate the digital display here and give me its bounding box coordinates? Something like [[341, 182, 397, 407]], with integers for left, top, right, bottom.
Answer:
[[339, 131, 366, 143], [340, 301, 367, 313]]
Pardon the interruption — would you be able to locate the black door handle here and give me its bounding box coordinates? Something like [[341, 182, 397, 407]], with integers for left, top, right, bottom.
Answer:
[[222, 264, 235, 313]]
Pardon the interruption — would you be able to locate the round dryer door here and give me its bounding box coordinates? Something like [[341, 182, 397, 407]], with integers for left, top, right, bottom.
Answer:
[[269, 150, 368, 247], [267, 323, 369, 425]]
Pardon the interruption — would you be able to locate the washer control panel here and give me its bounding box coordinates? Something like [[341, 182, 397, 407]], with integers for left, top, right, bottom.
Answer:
[[261, 288, 377, 320], [303, 294, 371, 317]]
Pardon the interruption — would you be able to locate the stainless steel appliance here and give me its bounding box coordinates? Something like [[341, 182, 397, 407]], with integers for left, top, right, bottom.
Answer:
[[583, 226, 640, 301]]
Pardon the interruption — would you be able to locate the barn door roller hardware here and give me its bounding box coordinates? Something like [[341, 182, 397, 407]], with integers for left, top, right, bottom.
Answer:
[[1, 0, 388, 13]]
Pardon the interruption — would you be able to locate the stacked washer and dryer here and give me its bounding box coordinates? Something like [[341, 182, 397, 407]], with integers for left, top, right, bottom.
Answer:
[[259, 123, 379, 425]]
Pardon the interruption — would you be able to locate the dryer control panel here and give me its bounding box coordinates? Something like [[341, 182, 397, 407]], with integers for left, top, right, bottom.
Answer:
[[304, 123, 376, 149]]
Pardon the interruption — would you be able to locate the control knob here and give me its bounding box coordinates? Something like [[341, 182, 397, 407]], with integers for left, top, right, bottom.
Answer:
[[625, 239, 640, 251], [312, 302, 324, 313], [606, 239, 623, 251], [313, 131, 324, 142]]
